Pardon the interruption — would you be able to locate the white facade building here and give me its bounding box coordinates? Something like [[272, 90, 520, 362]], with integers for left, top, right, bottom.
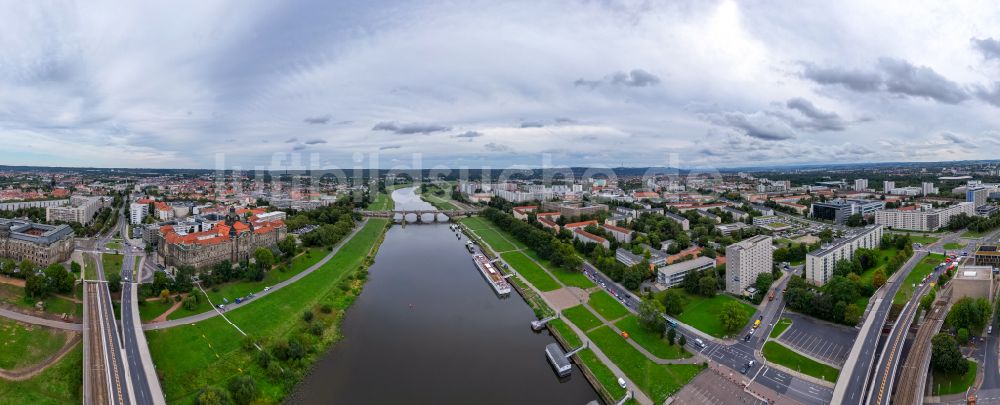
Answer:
[[854, 178, 869, 191], [129, 203, 149, 225], [725, 235, 773, 296], [874, 202, 976, 231], [805, 225, 883, 286]]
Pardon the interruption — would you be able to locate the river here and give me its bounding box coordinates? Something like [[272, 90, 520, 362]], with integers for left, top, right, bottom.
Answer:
[[289, 186, 599, 404]]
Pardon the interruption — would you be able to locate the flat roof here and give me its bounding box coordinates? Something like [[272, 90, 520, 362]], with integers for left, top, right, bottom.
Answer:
[[658, 256, 716, 276]]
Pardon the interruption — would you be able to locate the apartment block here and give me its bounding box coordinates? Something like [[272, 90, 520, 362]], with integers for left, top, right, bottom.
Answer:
[[805, 225, 883, 286], [725, 235, 773, 296]]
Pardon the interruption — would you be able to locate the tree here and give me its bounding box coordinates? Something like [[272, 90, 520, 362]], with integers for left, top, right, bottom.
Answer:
[[843, 303, 863, 325], [872, 269, 887, 289], [43, 264, 74, 293], [931, 333, 968, 375], [637, 297, 666, 333], [227, 375, 258, 405], [946, 297, 992, 335], [107, 272, 122, 293], [957, 328, 970, 344], [754, 273, 774, 293], [19, 259, 34, 275], [666, 328, 676, 345], [661, 289, 685, 316], [678, 334, 687, 347], [195, 386, 232, 405], [277, 236, 298, 258], [718, 301, 747, 334], [71, 261, 82, 273], [253, 248, 275, 271], [24, 272, 50, 299], [698, 275, 717, 297]]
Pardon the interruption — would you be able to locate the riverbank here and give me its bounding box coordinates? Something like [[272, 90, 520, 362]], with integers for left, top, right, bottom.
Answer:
[[145, 218, 391, 404]]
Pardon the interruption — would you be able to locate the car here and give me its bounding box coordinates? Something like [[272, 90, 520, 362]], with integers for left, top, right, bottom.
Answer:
[[694, 338, 706, 349], [263, 286, 272, 292], [990, 325, 993, 334], [744, 332, 753, 341], [617, 377, 627, 389], [741, 364, 751, 374], [235, 297, 243, 304]]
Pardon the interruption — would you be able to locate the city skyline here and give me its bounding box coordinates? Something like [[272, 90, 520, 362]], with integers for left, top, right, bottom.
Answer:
[[3, 1, 1000, 169]]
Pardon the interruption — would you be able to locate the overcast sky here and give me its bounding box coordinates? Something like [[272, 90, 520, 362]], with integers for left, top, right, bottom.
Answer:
[[3, 0, 1000, 170]]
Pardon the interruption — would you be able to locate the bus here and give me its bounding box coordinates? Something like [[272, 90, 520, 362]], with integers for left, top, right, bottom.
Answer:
[[665, 317, 678, 329]]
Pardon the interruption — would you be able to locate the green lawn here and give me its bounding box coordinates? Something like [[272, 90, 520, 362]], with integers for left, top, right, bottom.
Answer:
[[563, 304, 604, 332], [163, 245, 335, 321], [146, 219, 389, 403], [102, 253, 123, 277], [106, 241, 123, 250], [0, 284, 81, 319], [501, 251, 560, 292], [614, 315, 691, 360], [459, 216, 492, 231], [0, 345, 82, 404], [420, 192, 459, 210], [859, 246, 901, 286], [589, 290, 630, 321], [547, 318, 628, 400], [0, 317, 68, 370], [893, 254, 943, 304], [770, 317, 792, 338], [587, 326, 703, 403], [549, 319, 582, 347], [366, 192, 393, 211], [943, 242, 965, 250], [963, 230, 986, 238], [909, 235, 940, 244], [671, 290, 755, 338], [84, 255, 96, 280], [476, 229, 518, 252], [523, 250, 594, 289], [933, 359, 977, 395], [762, 341, 839, 383]]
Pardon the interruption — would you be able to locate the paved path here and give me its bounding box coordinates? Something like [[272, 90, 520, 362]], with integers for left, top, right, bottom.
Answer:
[[144, 219, 369, 330], [0, 307, 82, 331]]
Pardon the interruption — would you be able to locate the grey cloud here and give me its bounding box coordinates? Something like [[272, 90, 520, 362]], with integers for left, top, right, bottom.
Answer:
[[800, 59, 969, 104], [379, 145, 401, 150], [292, 144, 306, 151], [876, 58, 969, 104], [303, 115, 331, 124], [520, 121, 545, 128], [372, 121, 451, 134], [304, 139, 327, 145], [973, 83, 1000, 107], [484, 142, 512, 152], [703, 111, 796, 141], [454, 130, 483, 138], [555, 117, 577, 124], [575, 69, 661, 88], [940, 132, 976, 147], [971, 37, 1000, 60], [784, 97, 846, 131], [800, 63, 882, 92], [285, 137, 298, 143]]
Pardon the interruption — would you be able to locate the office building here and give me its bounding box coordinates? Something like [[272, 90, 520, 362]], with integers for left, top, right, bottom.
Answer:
[[130, 202, 149, 225], [0, 219, 75, 266], [874, 202, 976, 231], [854, 179, 868, 191], [805, 225, 883, 286], [655, 256, 716, 291], [725, 235, 773, 295], [810, 199, 885, 224], [950, 266, 995, 304], [975, 245, 1000, 268]]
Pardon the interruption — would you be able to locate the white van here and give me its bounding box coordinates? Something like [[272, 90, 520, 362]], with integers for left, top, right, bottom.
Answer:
[[695, 338, 706, 348]]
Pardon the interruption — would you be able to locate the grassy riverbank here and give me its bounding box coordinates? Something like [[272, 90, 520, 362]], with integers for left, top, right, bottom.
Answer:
[[146, 219, 390, 404]]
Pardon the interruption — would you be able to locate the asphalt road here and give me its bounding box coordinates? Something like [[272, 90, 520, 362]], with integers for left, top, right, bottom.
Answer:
[[95, 251, 131, 405], [120, 250, 156, 405], [834, 250, 927, 405]]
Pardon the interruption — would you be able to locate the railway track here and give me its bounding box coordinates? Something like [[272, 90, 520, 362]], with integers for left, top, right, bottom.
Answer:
[[893, 300, 949, 404]]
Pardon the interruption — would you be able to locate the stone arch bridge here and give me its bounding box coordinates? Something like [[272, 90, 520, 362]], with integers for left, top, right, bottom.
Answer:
[[356, 208, 482, 223]]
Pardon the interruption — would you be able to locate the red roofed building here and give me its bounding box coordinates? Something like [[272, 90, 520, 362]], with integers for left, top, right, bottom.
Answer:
[[601, 223, 632, 243], [572, 228, 609, 248], [563, 220, 598, 230], [512, 205, 538, 221], [158, 207, 287, 270]]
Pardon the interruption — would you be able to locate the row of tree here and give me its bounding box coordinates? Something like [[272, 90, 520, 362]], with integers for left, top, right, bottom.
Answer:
[[481, 207, 582, 272]]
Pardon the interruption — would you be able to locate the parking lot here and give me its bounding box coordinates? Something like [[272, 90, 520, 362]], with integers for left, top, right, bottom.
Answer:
[[776, 312, 856, 366], [673, 369, 766, 405]]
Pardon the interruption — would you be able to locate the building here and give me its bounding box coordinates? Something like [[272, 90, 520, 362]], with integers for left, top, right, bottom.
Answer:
[[810, 199, 885, 224], [129, 202, 149, 225], [805, 225, 883, 286], [854, 179, 868, 191], [0, 199, 68, 212], [752, 215, 783, 226], [571, 228, 609, 248], [975, 245, 1000, 269], [512, 206, 538, 221], [725, 235, 773, 296], [977, 205, 999, 217], [664, 212, 690, 231], [722, 207, 749, 221], [968, 187, 990, 208], [922, 182, 938, 196], [45, 196, 106, 224], [541, 201, 608, 218], [883, 181, 895, 192], [715, 222, 750, 236], [600, 223, 632, 243], [615, 245, 667, 267], [696, 209, 721, 223], [950, 266, 995, 304], [751, 204, 775, 216], [154, 202, 175, 221], [157, 207, 286, 270], [655, 256, 716, 291], [0, 219, 75, 266], [874, 202, 976, 231]]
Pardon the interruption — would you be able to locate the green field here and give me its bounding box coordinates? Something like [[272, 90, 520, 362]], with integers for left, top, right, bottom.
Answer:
[[671, 290, 755, 338], [102, 253, 123, 277], [586, 326, 703, 403], [0, 284, 81, 319], [549, 318, 627, 400], [459, 216, 492, 231], [160, 246, 335, 321], [0, 318, 67, 370], [420, 192, 459, 210], [614, 315, 691, 360], [105, 241, 123, 250], [943, 242, 965, 250], [589, 290, 630, 321], [146, 219, 389, 403], [963, 230, 986, 238], [563, 304, 604, 332], [858, 246, 901, 286], [366, 192, 393, 211], [460, 217, 528, 252], [523, 250, 594, 289], [893, 254, 943, 304], [770, 317, 792, 338], [501, 251, 560, 292], [0, 345, 82, 404], [84, 255, 96, 280], [933, 359, 977, 395], [762, 341, 839, 383]]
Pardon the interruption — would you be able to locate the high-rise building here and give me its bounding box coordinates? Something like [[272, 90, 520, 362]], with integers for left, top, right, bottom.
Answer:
[[875, 202, 976, 231], [806, 225, 883, 286], [130, 202, 149, 225], [45, 196, 106, 224], [725, 235, 773, 296], [968, 187, 990, 208], [921, 182, 938, 196], [883, 181, 895, 193], [854, 178, 868, 191]]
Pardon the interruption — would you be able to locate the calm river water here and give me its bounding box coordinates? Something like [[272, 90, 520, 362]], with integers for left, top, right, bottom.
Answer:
[[289, 187, 599, 404]]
